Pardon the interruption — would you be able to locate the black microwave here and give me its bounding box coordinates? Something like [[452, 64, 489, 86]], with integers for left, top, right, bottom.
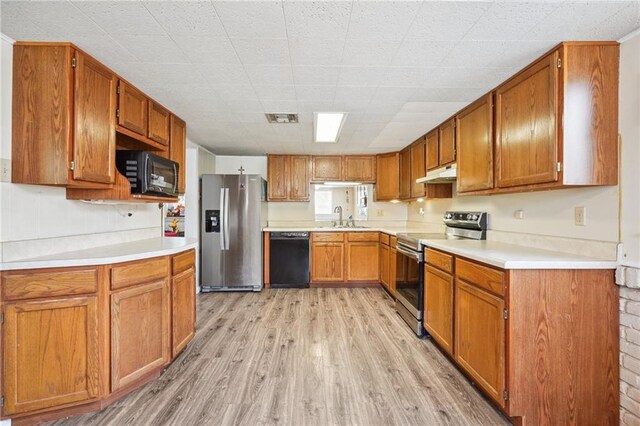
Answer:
[[116, 151, 179, 197]]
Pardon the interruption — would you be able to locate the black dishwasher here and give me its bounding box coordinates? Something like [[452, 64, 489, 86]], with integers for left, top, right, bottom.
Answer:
[[269, 232, 310, 288]]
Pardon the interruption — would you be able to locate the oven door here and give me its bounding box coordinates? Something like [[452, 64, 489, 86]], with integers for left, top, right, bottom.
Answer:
[[395, 243, 424, 335]]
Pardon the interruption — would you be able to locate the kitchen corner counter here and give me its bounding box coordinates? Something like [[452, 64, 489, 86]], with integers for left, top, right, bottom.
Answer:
[[0, 237, 198, 271], [421, 239, 617, 270], [263, 226, 419, 236]]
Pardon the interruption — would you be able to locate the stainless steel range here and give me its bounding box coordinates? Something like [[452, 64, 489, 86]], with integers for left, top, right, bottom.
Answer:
[[395, 211, 487, 336]]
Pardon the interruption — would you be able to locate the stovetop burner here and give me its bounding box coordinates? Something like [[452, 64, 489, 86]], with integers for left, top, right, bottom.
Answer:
[[397, 211, 488, 251]]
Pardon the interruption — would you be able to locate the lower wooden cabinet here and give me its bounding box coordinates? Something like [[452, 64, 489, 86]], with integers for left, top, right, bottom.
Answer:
[[111, 279, 170, 391], [311, 242, 344, 282], [388, 246, 398, 297], [454, 279, 505, 407], [424, 265, 454, 355], [379, 243, 390, 289], [347, 241, 379, 282], [171, 267, 196, 357], [3, 296, 100, 415]]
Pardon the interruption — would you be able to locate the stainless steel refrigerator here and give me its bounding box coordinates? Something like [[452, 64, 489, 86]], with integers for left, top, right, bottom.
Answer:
[[200, 174, 268, 292]]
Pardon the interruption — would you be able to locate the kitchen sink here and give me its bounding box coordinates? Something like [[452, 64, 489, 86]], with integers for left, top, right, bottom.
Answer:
[[318, 225, 369, 229]]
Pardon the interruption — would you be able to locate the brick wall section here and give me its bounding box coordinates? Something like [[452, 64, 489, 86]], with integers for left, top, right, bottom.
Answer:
[[620, 286, 640, 425]]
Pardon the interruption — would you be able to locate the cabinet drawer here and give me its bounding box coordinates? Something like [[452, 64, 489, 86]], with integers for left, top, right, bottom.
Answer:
[[379, 233, 390, 246], [111, 257, 169, 290], [425, 249, 453, 274], [347, 232, 379, 242], [455, 258, 505, 297], [2, 268, 98, 301], [312, 232, 345, 242], [390, 236, 397, 248], [172, 250, 195, 275]]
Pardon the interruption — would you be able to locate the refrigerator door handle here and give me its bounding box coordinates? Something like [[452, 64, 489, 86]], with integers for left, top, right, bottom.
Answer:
[[224, 188, 230, 250], [219, 188, 225, 250]]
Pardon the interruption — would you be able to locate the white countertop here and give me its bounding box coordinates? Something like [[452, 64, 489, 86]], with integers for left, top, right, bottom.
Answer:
[[264, 227, 617, 270], [0, 237, 198, 271]]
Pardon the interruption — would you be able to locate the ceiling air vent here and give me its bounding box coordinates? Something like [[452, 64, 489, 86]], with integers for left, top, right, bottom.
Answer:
[[265, 113, 299, 124]]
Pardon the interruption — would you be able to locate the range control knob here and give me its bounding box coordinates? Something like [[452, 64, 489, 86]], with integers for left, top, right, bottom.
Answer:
[[472, 214, 478, 220], [466, 214, 473, 220], [444, 213, 452, 219]]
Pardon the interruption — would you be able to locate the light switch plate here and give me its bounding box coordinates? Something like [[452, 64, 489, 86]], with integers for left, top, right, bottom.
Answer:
[[0, 158, 10, 182]]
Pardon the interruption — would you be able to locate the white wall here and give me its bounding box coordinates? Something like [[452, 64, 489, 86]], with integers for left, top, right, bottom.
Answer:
[[0, 35, 161, 262], [214, 155, 267, 179]]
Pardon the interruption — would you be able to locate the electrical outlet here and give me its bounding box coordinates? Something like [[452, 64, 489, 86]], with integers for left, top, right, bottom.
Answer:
[[376, 209, 384, 217], [514, 209, 524, 220], [575, 206, 586, 226], [418, 207, 425, 216], [0, 158, 10, 182]]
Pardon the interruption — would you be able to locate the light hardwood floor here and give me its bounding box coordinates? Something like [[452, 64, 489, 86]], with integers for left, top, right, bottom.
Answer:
[[50, 288, 508, 426]]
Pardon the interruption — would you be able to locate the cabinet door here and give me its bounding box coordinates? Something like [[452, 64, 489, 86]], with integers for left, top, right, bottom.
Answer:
[[495, 52, 558, 188], [267, 155, 289, 201], [424, 265, 454, 355], [455, 280, 505, 408], [148, 100, 171, 146], [172, 268, 195, 357], [389, 247, 397, 297], [3, 296, 100, 415], [347, 242, 379, 282], [379, 243, 390, 289], [410, 138, 426, 198], [73, 51, 117, 184], [439, 119, 456, 166], [375, 152, 400, 200], [170, 115, 187, 194], [311, 243, 344, 282], [343, 156, 376, 183], [311, 156, 342, 182], [111, 280, 169, 391], [117, 80, 147, 136], [399, 147, 412, 200], [457, 93, 494, 193], [289, 155, 310, 201], [426, 129, 439, 171]]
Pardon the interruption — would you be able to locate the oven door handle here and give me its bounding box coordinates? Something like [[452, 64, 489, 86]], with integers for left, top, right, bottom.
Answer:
[[396, 244, 423, 262]]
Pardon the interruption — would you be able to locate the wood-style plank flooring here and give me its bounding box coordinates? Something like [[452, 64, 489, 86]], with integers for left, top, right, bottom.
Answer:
[[50, 288, 508, 426]]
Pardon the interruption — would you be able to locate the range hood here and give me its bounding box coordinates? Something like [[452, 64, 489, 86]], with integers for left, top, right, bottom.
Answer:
[[416, 164, 457, 184]]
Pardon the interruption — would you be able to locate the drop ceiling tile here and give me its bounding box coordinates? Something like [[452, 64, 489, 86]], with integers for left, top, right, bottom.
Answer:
[[72, 34, 139, 67], [392, 40, 456, 67], [337, 67, 390, 86], [293, 66, 341, 86], [407, 1, 492, 41], [283, 1, 352, 39], [231, 38, 291, 65], [196, 64, 253, 87], [3, 1, 106, 36], [297, 101, 335, 114], [463, 2, 559, 41], [142, 1, 227, 36], [347, 1, 421, 40], [254, 85, 297, 101], [172, 36, 240, 64], [110, 34, 189, 63], [295, 85, 337, 102], [225, 99, 265, 112], [214, 0, 287, 39], [72, 1, 166, 35], [261, 100, 299, 113], [208, 84, 259, 100], [123, 63, 208, 87], [342, 39, 402, 66], [289, 38, 345, 66], [442, 41, 551, 69], [245, 65, 294, 86], [592, 2, 640, 40], [334, 86, 377, 103]]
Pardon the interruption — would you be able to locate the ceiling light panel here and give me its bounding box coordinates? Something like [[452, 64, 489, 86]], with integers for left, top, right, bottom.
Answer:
[[314, 112, 347, 143]]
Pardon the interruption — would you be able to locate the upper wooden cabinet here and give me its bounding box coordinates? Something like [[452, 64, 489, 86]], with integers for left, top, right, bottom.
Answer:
[[438, 119, 456, 167], [494, 42, 619, 192], [148, 101, 171, 146], [117, 80, 147, 136], [375, 152, 400, 201], [170, 115, 187, 194], [12, 44, 117, 188], [399, 147, 412, 200], [343, 156, 376, 182], [410, 138, 426, 199], [457, 94, 494, 193], [425, 130, 439, 170], [311, 156, 342, 182], [267, 155, 310, 201]]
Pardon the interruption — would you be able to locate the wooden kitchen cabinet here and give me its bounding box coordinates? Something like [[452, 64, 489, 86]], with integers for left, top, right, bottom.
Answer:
[[267, 155, 310, 201], [148, 100, 171, 146], [438, 119, 456, 167], [171, 267, 195, 358], [375, 152, 400, 201], [117, 80, 147, 136], [12, 43, 117, 187], [399, 147, 412, 200], [311, 233, 345, 282], [343, 156, 376, 183], [494, 42, 619, 192], [346, 233, 379, 282], [379, 240, 390, 290], [425, 130, 439, 170], [410, 137, 426, 199], [456, 93, 494, 193], [311, 156, 342, 182], [3, 296, 100, 415], [170, 115, 187, 194], [424, 249, 454, 356]]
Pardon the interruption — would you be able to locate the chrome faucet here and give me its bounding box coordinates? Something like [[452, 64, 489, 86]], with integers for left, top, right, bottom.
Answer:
[[334, 205, 343, 227]]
